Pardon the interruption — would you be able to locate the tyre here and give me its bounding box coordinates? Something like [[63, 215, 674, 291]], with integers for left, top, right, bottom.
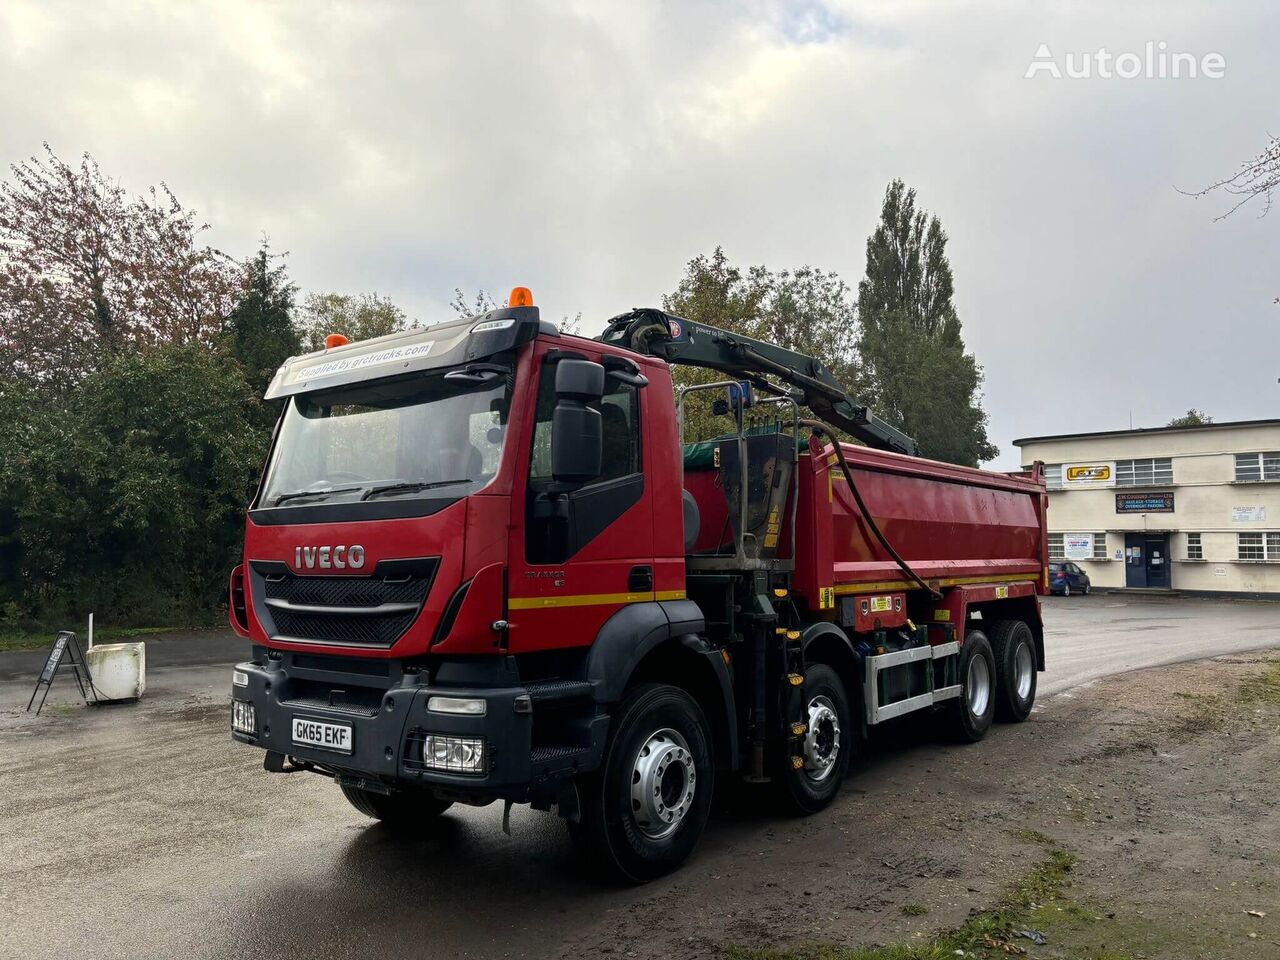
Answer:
[[1083, 581, 1091, 595], [945, 629, 997, 742], [568, 683, 714, 883], [340, 783, 453, 825], [776, 663, 853, 815], [1062, 583, 1071, 597], [988, 620, 1037, 723]]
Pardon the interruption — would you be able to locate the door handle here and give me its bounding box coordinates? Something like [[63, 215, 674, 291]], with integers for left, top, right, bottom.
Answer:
[[628, 565, 654, 592]]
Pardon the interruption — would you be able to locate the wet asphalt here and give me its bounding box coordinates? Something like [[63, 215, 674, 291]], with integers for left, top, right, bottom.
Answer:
[[1, 595, 1276, 960]]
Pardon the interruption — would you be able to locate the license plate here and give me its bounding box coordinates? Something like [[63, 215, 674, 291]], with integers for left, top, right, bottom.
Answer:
[[292, 717, 353, 754]]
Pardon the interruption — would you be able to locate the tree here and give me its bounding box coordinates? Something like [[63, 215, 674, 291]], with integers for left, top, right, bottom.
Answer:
[[0, 145, 239, 391], [1167, 409, 1213, 427], [224, 243, 299, 399], [857, 180, 997, 466], [1185, 133, 1280, 218], [298, 291, 410, 351], [0, 345, 265, 622], [663, 247, 861, 441]]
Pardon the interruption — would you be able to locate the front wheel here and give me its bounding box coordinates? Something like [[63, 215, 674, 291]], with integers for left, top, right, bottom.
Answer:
[[569, 683, 714, 883], [776, 663, 854, 815], [340, 783, 453, 826], [1062, 583, 1071, 597], [945, 629, 997, 743]]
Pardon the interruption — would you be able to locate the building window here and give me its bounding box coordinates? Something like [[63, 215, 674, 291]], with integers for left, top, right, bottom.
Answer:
[[1043, 463, 1063, 489], [1048, 533, 1064, 560], [1115, 457, 1173, 487], [1234, 452, 1280, 482], [1092, 534, 1107, 560], [1237, 532, 1280, 562], [1186, 533, 1203, 560]]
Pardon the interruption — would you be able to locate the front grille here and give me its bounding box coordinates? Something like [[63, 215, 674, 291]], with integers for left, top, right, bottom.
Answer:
[[251, 558, 439, 648], [271, 608, 418, 647], [280, 696, 381, 718]]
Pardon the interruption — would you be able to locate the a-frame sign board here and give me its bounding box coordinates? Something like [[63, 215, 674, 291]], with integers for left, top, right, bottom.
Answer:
[[26, 631, 99, 715]]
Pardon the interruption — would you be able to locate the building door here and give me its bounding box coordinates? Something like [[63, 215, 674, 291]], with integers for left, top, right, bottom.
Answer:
[[1144, 534, 1170, 588], [1124, 533, 1147, 587]]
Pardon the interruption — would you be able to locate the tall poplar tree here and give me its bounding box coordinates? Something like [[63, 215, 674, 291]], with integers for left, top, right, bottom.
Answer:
[[857, 180, 996, 466]]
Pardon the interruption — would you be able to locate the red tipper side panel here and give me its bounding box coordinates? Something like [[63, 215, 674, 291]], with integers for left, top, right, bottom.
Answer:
[[792, 439, 1047, 612]]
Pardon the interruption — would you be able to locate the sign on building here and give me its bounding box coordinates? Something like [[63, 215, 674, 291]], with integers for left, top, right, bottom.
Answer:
[[1115, 492, 1175, 513], [1232, 505, 1266, 522], [1063, 462, 1115, 487], [1063, 534, 1094, 559]]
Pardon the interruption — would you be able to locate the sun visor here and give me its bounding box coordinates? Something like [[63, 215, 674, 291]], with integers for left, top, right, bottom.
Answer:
[[264, 306, 544, 400]]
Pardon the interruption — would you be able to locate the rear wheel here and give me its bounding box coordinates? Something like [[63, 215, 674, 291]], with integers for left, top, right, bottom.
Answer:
[[989, 619, 1037, 722], [946, 630, 996, 742], [776, 663, 853, 815], [340, 783, 453, 825], [569, 683, 714, 883]]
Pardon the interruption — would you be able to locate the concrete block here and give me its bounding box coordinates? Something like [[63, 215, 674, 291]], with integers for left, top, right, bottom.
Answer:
[[86, 642, 146, 701]]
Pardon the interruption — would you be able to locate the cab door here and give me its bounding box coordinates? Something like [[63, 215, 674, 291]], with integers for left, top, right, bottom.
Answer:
[[506, 344, 655, 652]]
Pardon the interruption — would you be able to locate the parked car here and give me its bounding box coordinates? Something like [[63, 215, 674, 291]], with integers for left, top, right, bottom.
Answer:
[[1049, 561, 1091, 596]]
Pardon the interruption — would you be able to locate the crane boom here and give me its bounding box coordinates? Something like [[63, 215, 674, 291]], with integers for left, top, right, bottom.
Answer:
[[598, 307, 918, 456]]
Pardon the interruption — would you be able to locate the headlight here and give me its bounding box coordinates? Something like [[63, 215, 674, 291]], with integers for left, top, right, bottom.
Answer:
[[421, 735, 486, 774], [232, 670, 249, 687], [232, 700, 256, 735]]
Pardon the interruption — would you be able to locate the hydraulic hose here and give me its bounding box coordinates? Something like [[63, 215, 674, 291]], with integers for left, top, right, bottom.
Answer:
[[801, 419, 943, 602]]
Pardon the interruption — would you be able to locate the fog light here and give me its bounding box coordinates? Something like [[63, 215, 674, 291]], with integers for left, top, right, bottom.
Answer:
[[232, 700, 256, 735], [427, 695, 486, 716], [421, 734, 486, 774]]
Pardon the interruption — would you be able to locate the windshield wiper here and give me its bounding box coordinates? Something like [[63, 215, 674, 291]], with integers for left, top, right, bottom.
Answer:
[[270, 485, 365, 506], [360, 479, 471, 501]]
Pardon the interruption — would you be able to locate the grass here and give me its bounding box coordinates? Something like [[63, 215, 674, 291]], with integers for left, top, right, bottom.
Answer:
[[0, 625, 177, 653], [723, 841, 1133, 960], [1240, 661, 1280, 706]]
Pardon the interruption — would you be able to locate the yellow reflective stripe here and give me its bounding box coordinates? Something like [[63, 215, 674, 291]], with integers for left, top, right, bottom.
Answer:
[[508, 590, 686, 610], [832, 572, 1035, 596]]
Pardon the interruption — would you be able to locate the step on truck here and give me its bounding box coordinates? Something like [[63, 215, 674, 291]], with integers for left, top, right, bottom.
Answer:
[[229, 289, 1049, 882]]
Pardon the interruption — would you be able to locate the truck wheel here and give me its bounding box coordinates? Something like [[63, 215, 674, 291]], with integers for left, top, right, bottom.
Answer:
[[568, 683, 714, 883], [989, 620, 1037, 723], [777, 663, 853, 815], [946, 630, 996, 742], [340, 784, 453, 825]]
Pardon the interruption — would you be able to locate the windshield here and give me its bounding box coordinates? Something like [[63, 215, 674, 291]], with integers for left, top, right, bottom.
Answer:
[[259, 368, 511, 508]]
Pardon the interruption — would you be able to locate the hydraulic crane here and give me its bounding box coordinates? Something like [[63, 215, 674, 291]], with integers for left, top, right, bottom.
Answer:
[[598, 307, 919, 456]]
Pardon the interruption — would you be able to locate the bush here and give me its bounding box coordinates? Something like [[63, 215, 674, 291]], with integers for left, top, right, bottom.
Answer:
[[0, 346, 269, 624]]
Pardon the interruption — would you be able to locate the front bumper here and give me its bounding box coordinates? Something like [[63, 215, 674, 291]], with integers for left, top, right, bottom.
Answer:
[[230, 657, 586, 801]]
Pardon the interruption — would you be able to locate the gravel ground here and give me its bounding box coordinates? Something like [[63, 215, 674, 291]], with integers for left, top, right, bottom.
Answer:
[[0, 596, 1276, 960]]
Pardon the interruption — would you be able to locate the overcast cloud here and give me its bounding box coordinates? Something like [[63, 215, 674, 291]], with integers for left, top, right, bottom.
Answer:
[[2, 0, 1276, 467]]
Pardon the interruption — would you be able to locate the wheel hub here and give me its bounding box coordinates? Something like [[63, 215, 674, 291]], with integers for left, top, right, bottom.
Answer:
[[630, 728, 695, 839], [967, 653, 991, 717], [803, 695, 841, 781], [1014, 640, 1034, 700]]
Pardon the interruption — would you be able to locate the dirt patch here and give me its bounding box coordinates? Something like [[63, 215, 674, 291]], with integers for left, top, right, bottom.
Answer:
[[556, 650, 1280, 960]]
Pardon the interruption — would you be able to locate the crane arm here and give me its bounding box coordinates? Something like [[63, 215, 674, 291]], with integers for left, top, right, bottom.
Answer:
[[598, 307, 918, 456]]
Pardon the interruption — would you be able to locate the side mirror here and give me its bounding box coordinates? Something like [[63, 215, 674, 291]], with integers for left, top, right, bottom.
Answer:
[[551, 359, 604, 485]]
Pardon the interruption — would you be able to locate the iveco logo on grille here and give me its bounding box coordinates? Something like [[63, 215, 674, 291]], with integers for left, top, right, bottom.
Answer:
[[293, 545, 366, 570]]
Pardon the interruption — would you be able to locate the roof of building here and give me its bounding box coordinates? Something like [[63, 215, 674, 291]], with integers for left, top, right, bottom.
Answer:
[[1012, 418, 1280, 447]]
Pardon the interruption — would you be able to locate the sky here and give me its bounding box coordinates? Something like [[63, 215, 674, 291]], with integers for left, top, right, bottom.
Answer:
[[1, 0, 1276, 468]]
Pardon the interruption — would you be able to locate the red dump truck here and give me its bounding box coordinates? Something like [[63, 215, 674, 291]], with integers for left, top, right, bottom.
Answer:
[[229, 293, 1048, 881]]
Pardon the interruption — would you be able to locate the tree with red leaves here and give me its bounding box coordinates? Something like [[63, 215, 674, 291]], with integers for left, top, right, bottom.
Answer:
[[0, 145, 240, 392]]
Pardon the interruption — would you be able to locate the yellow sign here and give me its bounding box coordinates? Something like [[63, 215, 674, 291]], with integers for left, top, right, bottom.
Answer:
[[1066, 464, 1111, 483], [869, 596, 893, 612]]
